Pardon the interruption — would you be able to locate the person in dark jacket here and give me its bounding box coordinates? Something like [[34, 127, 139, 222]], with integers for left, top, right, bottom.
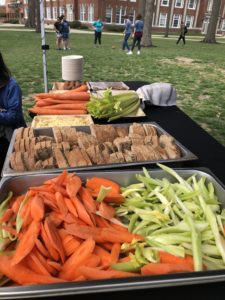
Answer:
[[0, 51, 26, 173], [176, 21, 188, 45]]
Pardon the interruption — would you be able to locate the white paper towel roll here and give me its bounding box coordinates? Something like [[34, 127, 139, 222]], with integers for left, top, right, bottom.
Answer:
[[62, 55, 84, 81]]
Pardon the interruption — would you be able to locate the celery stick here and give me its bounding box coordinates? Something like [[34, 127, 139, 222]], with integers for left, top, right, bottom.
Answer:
[[186, 215, 203, 271]]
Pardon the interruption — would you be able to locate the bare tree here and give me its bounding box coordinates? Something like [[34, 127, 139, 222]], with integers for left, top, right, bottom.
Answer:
[[25, 0, 35, 28], [138, 0, 146, 17], [36, 0, 41, 33], [165, 0, 173, 37], [141, 0, 155, 47], [203, 0, 222, 43]]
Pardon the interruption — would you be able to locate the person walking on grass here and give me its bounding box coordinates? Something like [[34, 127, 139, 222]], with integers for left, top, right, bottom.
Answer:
[[92, 18, 104, 47], [176, 21, 188, 45], [61, 15, 71, 50], [54, 16, 63, 50], [127, 14, 144, 55], [122, 15, 132, 52]]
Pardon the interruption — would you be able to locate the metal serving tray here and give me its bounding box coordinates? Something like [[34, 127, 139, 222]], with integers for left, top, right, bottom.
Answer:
[[1, 122, 197, 177], [0, 168, 225, 299]]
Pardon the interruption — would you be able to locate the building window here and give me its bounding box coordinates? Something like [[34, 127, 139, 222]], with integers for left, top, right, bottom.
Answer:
[[88, 4, 94, 22], [207, 0, 213, 12], [128, 8, 135, 23], [80, 4, 86, 21], [53, 7, 57, 19], [221, 19, 225, 31], [159, 13, 167, 27], [116, 7, 126, 24], [46, 7, 51, 20], [172, 14, 181, 27], [185, 15, 194, 28], [67, 4, 74, 22], [24, 7, 28, 18], [129, 0, 136, 2], [59, 6, 64, 17], [188, 0, 196, 9], [161, 0, 169, 6], [105, 7, 113, 23], [175, 0, 184, 8]]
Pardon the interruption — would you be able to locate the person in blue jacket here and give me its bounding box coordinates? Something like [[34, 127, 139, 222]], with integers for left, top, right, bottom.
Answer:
[[0, 51, 26, 173], [127, 14, 144, 55]]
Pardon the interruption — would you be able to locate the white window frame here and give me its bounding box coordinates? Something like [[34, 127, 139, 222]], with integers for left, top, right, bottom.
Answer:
[[59, 6, 64, 17], [80, 4, 86, 21], [159, 13, 167, 27], [88, 4, 94, 22], [161, 0, 169, 6], [66, 4, 74, 22], [105, 7, 113, 23], [46, 7, 51, 20], [172, 14, 181, 28], [185, 15, 194, 28], [188, 0, 196, 9], [175, 0, 184, 8], [207, 0, 213, 12], [52, 6, 57, 20], [221, 19, 225, 31], [116, 6, 126, 24]]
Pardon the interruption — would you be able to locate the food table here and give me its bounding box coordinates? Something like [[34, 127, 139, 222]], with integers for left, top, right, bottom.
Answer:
[[1, 81, 225, 299]]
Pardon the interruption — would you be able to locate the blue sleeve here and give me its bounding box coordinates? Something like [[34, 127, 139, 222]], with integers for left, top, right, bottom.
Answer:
[[0, 80, 23, 127]]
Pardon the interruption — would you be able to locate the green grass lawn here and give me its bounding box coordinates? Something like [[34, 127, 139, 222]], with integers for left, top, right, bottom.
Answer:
[[1, 29, 225, 146]]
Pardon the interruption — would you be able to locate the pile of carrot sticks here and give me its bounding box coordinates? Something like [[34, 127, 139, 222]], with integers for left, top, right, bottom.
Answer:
[[28, 85, 90, 115], [0, 171, 144, 286]]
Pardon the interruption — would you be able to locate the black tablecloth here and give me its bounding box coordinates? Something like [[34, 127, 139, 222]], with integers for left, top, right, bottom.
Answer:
[[3, 81, 225, 299]]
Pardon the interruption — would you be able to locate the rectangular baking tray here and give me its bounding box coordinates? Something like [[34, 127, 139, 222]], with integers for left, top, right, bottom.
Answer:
[[0, 168, 225, 299], [1, 122, 198, 177], [88, 81, 130, 91], [31, 115, 94, 128]]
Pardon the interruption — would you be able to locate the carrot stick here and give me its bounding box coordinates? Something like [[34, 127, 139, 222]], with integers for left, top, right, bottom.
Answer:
[[100, 227, 144, 244], [30, 194, 45, 222], [0, 208, 14, 223], [40, 222, 59, 261], [36, 98, 89, 105], [55, 192, 68, 216], [86, 177, 121, 197], [59, 237, 95, 280], [39, 103, 87, 110], [78, 266, 138, 280], [141, 262, 193, 276], [84, 254, 101, 268], [35, 238, 50, 258], [70, 84, 88, 92], [47, 260, 62, 272], [78, 187, 97, 213], [159, 251, 194, 271], [71, 196, 94, 227], [34, 91, 90, 100], [11, 195, 24, 214], [104, 193, 125, 204], [11, 221, 41, 265], [64, 197, 78, 218], [99, 201, 115, 220], [0, 256, 65, 285], [0, 225, 17, 237], [94, 215, 111, 228], [93, 245, 111, 267], [26, 251, 51, 276], [44, 217, 66, 263], [64, 223, 104, 243], [28, 108, 87, 115], [110, 243, 121, 264], [66, 176, 82, 199]]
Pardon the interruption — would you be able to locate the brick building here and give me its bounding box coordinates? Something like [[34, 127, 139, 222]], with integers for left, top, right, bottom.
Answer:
[[3, 0, 225, 34]]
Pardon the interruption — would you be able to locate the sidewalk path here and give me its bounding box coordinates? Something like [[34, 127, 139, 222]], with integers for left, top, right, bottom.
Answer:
[[1, 23, 225, 43]]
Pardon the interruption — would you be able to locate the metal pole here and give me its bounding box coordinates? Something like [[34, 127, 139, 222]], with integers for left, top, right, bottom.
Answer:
[[40, 0, 48, 93]]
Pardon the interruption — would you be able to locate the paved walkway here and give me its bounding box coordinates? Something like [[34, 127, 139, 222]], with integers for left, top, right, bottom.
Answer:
[[1, 23, 225, 42]]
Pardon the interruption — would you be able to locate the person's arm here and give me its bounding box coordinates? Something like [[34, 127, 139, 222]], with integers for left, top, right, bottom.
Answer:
[[0, 80, 23, 127], [92, 22, 96, 30]]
